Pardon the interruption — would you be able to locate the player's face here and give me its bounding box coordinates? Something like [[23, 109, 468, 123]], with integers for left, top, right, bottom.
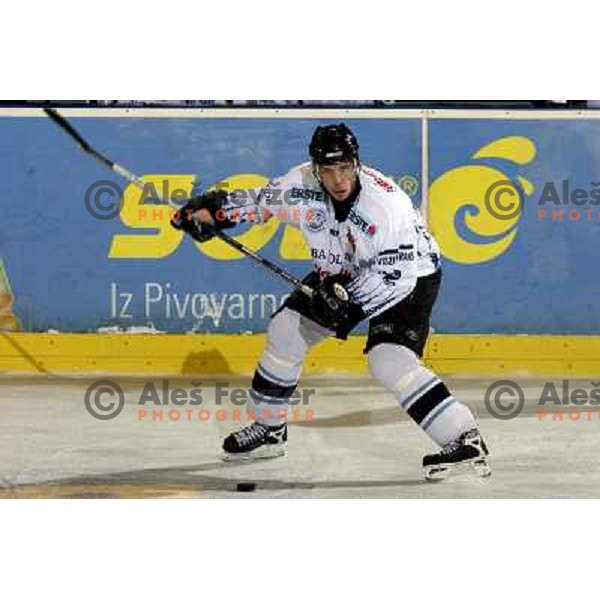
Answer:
[[317, 160, 358, 202]]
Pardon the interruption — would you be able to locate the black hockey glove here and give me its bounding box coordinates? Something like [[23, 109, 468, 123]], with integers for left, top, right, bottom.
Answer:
[[310, 274, 351, 329], [170, 189, 234, 243]]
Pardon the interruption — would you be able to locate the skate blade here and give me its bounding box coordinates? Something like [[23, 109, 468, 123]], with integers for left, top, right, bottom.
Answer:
[[221, 444, 287, 463], [424, 457, 491, 482]]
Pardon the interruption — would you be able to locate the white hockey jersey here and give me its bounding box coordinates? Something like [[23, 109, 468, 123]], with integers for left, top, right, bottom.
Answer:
[[221, 162, 441, 319]]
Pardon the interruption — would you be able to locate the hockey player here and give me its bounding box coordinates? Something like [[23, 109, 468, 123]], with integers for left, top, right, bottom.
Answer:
[[171, 124, 490, 480]]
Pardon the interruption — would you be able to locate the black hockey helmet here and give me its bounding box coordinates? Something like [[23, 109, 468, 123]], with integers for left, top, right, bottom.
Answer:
[[309, 123, 359, 166]]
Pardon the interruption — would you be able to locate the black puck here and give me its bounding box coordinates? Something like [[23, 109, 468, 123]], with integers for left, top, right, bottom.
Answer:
[[236, 482, 256, 492]]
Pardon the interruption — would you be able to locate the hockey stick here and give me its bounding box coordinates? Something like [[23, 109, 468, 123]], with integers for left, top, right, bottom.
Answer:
[[43, 108, 316, 299]]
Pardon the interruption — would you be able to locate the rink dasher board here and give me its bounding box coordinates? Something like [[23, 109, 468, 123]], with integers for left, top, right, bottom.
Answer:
[[0, 333, 598, 376]]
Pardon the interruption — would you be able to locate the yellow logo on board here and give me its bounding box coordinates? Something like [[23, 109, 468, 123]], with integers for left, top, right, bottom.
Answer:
[[108, 173, 311, 261], [109, 136, 537, 265], [429, 136, 536, 264]]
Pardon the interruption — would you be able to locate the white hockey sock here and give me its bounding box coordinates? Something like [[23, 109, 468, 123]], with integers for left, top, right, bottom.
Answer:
[[368, 343, 477, 447], [249, 308, 331, 427]]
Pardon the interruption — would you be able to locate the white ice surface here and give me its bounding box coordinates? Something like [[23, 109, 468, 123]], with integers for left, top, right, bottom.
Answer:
[[1, 376, 598, 498]]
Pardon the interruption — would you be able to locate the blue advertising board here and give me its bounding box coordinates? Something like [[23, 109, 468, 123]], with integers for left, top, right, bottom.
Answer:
[[2, 110, 599, 334], [428, 118, 600, 333], [0, 112, 421, 332]]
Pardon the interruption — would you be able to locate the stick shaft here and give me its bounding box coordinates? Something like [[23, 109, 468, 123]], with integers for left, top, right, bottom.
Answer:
[[44, 108, 314, 298]]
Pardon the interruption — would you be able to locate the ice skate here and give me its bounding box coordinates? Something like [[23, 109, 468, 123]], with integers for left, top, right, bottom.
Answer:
[[222, 421, 287, 462], [423, 429, 491, 481]]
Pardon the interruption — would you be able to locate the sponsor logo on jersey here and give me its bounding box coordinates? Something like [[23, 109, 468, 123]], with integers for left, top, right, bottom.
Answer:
[[382, 270, 402, 284], [377, 252, 415, 266], [363, 167, 395, 193], [290, 187, 325, 202], [311, 248, 344, 266], [376, 244, 415, 265], [371, 323, 394, 336], [348, 209, 378, 238], [306, 208, 327, 232], [404, 329, 419, 341], [259, 182, 326, 206]]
